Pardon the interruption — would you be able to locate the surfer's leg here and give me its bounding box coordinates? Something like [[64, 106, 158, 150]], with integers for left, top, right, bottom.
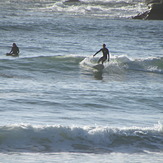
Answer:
[[98, 57, 103, 64], [101, 58, 107, 64]]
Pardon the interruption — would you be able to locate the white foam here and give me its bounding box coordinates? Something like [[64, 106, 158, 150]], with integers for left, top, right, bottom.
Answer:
[[41, 0, 148, 18]]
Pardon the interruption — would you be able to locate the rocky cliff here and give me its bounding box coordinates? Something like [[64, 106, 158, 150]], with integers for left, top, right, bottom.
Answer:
[[133, 0, 163, 20]]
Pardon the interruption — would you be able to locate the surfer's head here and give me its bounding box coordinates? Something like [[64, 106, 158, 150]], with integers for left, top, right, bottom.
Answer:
[[103, 44, 106, 47], [13, 43, 16, 47]]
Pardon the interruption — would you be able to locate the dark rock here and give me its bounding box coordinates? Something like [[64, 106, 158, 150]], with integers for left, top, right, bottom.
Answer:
[[133, 0, 163, 20], [146, 3, 163, 19], [65, 0, 80, 2], [132, 11, 149, 20]]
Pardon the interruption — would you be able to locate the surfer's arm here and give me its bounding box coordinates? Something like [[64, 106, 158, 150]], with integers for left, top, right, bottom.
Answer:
[[17, 47, 19, 54], [107, 53, 110, 61], [93, 49, 101, 57], [107, 54, 110, 61], [107, 51, 110, 61], [9, 49, 13, 54], [9, 47, 16, 54]]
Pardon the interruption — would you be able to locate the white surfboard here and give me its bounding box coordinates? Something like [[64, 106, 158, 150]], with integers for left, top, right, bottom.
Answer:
[[93, 64, 104, 70]]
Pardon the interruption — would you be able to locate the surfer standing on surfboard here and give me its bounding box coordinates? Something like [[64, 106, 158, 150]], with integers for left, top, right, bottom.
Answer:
[[93, 44, 110, 64]]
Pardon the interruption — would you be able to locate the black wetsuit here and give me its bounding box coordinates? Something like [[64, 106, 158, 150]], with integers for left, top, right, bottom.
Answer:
[[94, 47, 109, 64], [10, 46, 19, 55], [100, 47, 109, 60]]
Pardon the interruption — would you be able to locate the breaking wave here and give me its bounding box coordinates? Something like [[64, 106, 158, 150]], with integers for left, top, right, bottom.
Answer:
[[0, 0, 147, 19], [46, 0, 148, 18], [0, 123, 162, 153], [80, 55, 163, 74], [0, 55, 163, 82]]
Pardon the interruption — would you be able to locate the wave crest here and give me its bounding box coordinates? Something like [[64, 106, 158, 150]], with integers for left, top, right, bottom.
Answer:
[[80, 55, 163, 74], [0, 123, 162, 153]]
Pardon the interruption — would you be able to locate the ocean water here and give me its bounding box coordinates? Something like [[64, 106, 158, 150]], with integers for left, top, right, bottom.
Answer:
[[0, 0, 163, 162]]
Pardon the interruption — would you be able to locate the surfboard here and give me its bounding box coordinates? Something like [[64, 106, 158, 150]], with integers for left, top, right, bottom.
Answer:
[[6, 53, 19, 57], [93, 64, 104, 70]]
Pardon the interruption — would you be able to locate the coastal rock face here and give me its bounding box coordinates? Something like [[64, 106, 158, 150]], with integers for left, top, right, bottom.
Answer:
[[133, 0, 163, 20], [65, 0, 80, 2]]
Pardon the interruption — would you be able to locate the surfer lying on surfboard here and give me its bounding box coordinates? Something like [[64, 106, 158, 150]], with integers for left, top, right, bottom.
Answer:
[[93, 44, 110, 64], [6, 43, 19, 57]]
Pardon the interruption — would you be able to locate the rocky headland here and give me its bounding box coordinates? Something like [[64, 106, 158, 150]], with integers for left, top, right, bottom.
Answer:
[[133, 0, 163, 20]]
